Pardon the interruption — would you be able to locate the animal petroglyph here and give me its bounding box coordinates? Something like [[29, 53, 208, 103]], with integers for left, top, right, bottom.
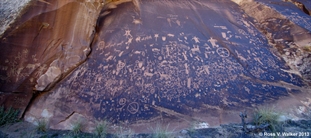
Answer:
[[167, 34, 174, 37], [125, 38, 133, 45], [135, 36, 141, 42], [214, 26, 227, 30]]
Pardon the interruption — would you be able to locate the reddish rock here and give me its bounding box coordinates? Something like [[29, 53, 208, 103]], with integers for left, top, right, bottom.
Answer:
[[1, 0, 311, 133], [0, 0, 103, 112], [0, 0, 32, 37], [24, 0, 311, 132]]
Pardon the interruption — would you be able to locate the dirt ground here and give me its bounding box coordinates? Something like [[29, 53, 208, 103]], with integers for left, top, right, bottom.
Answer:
[[0, 119, 311, 138]]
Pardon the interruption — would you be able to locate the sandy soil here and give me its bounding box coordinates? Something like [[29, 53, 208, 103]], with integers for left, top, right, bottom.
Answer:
[[0, 119, 311, 138]]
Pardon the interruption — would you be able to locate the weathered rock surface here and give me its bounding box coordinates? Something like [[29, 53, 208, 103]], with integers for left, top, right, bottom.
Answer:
[[0, 0, 32, 37], [0, 0, 103, 113], [1, 0, 311, 133], [237, 0, 311, 82]]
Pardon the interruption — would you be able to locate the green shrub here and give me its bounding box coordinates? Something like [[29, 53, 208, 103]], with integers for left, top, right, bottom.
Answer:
[[151, 124, 174, 138], [114, 126, 134, 138], [0, 106, 20, 126], [71, 121, 83, 136], [36, 119, 48, 132], [94, 120, 109, 138], [187, 121, 199, 135], [253, 107, 281, 132]]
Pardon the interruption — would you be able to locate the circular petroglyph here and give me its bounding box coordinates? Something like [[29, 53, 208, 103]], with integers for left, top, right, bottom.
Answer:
[[216, 48, 230, 57], [119, 98, 127, 105], [270, 76, 274, 80], [127, 102, 139, 114], [158, 56, 163, 60]]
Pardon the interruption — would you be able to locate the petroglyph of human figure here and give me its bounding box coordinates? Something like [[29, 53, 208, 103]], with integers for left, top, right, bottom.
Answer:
[[32, 54, 38, 62], [124, 30, 132, 38], [167, 18, 172, 26], [192, 36, 200, 43], [176, 20, 181, 26], [154, 34, 159, 41], [208, 37, 218, 48]]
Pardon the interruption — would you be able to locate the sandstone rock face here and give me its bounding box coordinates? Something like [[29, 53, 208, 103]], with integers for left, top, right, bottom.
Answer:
[[237, 0, 311, 82], [0, 0, 32, 37], [1, 0, 311, 133], [0, 0, 103, 112]]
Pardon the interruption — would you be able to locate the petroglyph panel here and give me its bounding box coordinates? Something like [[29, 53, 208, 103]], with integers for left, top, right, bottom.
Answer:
[[25, 0, 310, 126]]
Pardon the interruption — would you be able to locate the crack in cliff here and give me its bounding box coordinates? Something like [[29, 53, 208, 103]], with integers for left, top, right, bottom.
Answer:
[[240, 73, 310, 91], [0, 91, 28, 94], [152, 105, 197, 123], [21, 0, 136, 120], [32, 0, 141, 94], [57, 111, 76, 125], [34, 2, 107, 93], [21, 90, 38, 118], [20, 0, 106, 120], [45, 1, 138, 93]]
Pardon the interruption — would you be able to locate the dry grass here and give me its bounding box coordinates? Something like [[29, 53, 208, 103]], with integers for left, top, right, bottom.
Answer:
[[94, 120, 109, 138], [151, 123, 174, 138], [115, 126, 134, 138], [36, 119, 48, 132], [253, 107, 282, 132], [71, 121, 84, 136], [302, 46, 311, 52]]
